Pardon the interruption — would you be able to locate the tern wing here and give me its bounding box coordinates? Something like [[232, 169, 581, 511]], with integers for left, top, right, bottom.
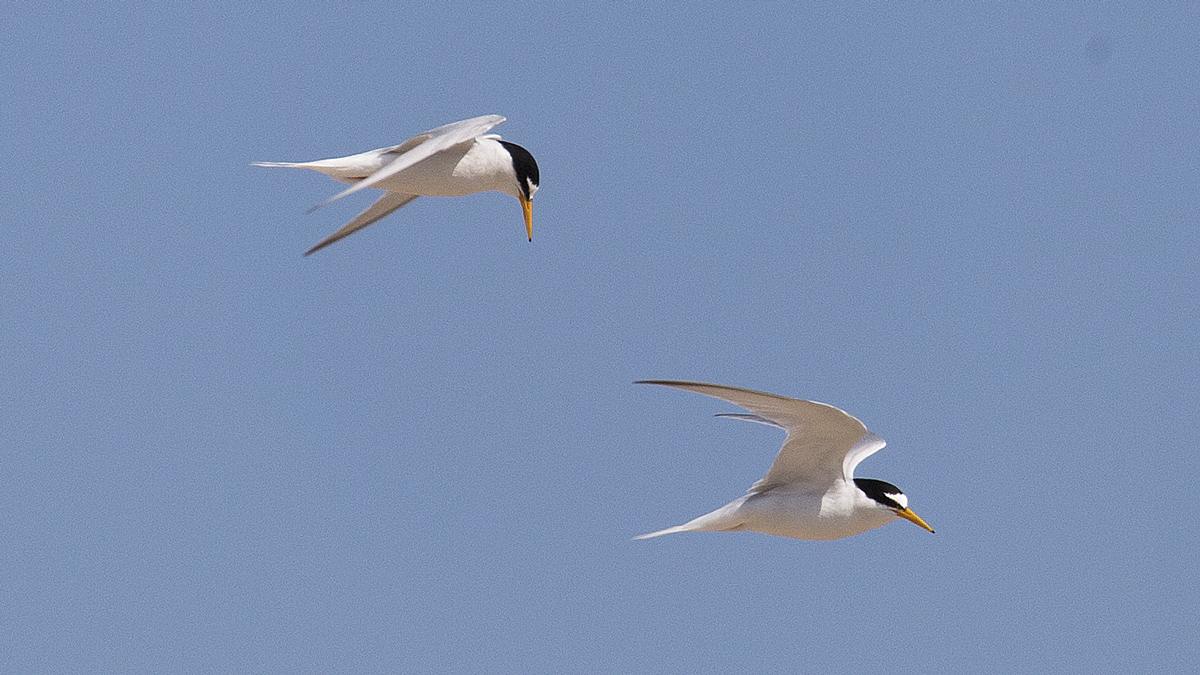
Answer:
[[636, 380, 886, 491], [304, 192, 418, 256], [309, 114, 506, 211], [252, 137, 426, 182]]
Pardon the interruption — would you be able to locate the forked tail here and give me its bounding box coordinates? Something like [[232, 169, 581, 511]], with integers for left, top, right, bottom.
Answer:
[[251, 161, 309, 169], [633, 524, 697, 541], [633, 500, 745, 540]]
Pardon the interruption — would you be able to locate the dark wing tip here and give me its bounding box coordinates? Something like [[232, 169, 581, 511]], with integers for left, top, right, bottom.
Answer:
[[303, 239, 334, 256]]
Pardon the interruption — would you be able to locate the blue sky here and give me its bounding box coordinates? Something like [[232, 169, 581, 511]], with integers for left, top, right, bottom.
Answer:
[[3, 3, 1197, 672]]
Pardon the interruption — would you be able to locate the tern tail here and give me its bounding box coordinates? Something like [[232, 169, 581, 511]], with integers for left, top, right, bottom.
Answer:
[[251, 161, 310, 168], [633, 500, 746, 540], [633, 524, 699, 540]]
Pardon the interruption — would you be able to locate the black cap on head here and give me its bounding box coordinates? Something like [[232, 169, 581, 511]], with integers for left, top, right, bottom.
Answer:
[[499, 140, 539, 200], [853, 478, 907, 510]]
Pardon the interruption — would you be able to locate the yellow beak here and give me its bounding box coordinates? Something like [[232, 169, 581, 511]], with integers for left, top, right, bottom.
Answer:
[[520, 194, 533, 242], [896, 507, 935, 533]]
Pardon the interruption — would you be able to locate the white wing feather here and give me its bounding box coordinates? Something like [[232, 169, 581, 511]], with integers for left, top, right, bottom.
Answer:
[[638, 380, 886, 492], [308, 114, 506, 211], [303, 192, 418, 255]]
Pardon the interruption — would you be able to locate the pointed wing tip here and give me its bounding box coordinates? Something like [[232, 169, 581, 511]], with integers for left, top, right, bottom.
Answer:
[[303, 233, 344, 256], [635, 379, 712, 389], [309, 181, 369, 212], [303, 234, 342, 256], [306, 194, 344, 214], [634, 379, 685, 389]]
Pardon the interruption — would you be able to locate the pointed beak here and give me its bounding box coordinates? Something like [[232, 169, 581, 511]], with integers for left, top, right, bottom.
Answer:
[[520, 194, 533, 242], [895, 507, 935, 534]]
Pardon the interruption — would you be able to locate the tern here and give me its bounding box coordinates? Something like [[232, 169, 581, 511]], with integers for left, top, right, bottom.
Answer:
[[634, 380, 935, 541], [254, 114, 540, 255]]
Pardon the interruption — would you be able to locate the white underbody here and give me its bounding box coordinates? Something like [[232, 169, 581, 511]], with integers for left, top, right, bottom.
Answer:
[[294, 137, 520, 199], [640, 479, 898, 541]]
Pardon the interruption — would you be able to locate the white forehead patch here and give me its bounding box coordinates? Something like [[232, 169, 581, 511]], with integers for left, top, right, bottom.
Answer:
[[886, 492, 908, 509], [527, 177, 539, 198]]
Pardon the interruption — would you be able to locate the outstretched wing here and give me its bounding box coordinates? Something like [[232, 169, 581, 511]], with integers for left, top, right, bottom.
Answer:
[[637, 380, 886, 492], [308, 114, 506, 211], [304, 192, 418, 255]]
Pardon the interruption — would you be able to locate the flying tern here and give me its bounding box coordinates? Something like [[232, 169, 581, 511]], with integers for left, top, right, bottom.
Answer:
[[254, 114, 539, 255], [635, 380, 935, 541]]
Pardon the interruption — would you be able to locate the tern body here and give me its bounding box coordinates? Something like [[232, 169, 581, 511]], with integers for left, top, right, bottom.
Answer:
[[634, 380, 934, 542], [641, 482, 901, 541], [254, 115, 539, 255]]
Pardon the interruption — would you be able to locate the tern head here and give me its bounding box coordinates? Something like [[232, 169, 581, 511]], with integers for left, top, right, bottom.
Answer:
[[498, 141, 540, 241], [854, 478, 935, 534]]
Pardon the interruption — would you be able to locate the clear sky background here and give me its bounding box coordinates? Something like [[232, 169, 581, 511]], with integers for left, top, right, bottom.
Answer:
[[3, 3, 1197, 672]]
